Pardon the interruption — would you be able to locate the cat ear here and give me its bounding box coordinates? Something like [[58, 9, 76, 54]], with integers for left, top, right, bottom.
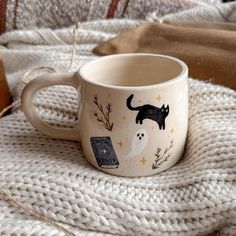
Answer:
[[161, 104, 165, 109], [166, 105, 169, 109]]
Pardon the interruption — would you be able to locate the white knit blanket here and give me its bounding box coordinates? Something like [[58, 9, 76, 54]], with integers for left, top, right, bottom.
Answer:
[[0, 3, 236, 236]]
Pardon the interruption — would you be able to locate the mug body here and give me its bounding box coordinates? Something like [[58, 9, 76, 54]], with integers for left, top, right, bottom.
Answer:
[[78, 54, 188, 177]]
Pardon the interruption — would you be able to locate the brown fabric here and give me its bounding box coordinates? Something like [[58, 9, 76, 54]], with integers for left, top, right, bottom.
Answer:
[[0, 0, 8, 34], [93, 21, 236, 90], [0, 54, 11, 111]]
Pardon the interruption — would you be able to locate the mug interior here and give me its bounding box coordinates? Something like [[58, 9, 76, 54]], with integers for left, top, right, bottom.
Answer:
[[80, 54, 185, 87]]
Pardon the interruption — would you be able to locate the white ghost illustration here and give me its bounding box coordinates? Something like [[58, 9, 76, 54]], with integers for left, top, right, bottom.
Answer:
[[125, 129, 149, 159]]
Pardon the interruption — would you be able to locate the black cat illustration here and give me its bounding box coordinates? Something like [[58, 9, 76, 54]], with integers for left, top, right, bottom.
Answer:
[[126, 94, 169, 130]]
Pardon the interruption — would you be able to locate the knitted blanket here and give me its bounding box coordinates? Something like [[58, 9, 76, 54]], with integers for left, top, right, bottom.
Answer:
[[0, 3, 236, 236], [0, 0, 220, 33]]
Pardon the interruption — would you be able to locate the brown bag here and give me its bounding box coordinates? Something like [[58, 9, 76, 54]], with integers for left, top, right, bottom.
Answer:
[[0, 54, 11, 112], [93, 21, 236, 90]]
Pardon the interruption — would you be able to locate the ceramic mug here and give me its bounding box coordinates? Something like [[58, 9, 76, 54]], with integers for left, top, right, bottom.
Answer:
[[21, 53, 188, 177]]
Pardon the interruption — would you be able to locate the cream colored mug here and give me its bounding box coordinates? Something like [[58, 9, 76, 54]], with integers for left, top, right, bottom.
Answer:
[[21, 53, 188, 177]]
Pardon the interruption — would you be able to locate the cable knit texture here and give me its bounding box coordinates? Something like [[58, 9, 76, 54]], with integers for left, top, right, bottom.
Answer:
[[1, 0, 220, 33], [0, 4, 236, 236]]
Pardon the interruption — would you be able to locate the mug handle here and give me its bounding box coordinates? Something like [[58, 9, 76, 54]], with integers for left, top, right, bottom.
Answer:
[[21, 72, 81, 141]]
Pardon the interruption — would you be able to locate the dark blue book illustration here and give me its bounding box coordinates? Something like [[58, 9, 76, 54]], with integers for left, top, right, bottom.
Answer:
[[90, 137, 119, 169]]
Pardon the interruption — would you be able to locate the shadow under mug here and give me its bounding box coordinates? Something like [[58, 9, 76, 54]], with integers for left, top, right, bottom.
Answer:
[[21, 53, 188, 177]]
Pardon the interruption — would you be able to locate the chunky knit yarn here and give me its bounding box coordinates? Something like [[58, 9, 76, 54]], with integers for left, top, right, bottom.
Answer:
[[1, 0, 220, 33], [0, 16, 236, 236]]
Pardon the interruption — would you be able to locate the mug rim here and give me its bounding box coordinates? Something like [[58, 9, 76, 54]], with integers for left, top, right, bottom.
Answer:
[[78, 53, 188, 90]]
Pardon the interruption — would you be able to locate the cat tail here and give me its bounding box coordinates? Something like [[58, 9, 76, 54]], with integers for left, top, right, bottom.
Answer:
[[126, 94, 141, 111]]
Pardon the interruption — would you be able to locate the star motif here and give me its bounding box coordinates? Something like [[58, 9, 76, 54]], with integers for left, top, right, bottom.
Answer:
[[100, 149, 107, 153], [117, 140, 123, 148], [170, 128, 174, 134], [155, 95, 161, 102], [139, 157, 147, 165]]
